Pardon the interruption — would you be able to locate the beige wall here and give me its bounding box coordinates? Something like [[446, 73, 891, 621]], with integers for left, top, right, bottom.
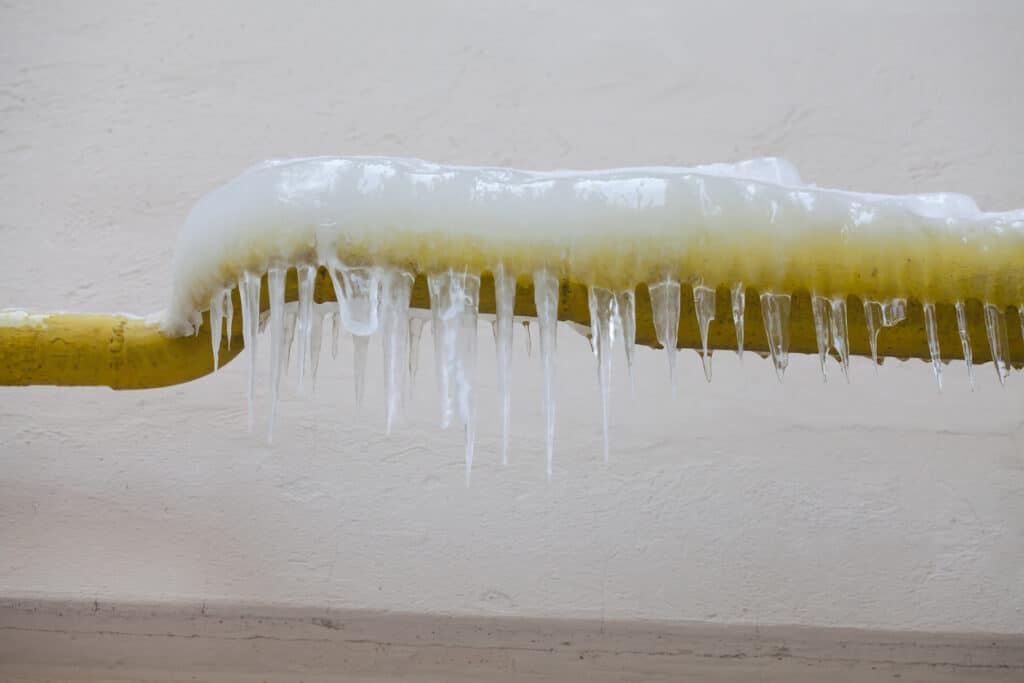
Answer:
[[1, 1, 1022, 633]]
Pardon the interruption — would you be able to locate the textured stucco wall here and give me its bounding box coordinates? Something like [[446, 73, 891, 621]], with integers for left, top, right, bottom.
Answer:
[[1, 0, 1022, 633]]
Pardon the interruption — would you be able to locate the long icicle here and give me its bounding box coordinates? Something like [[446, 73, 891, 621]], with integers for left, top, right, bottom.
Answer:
[[955, 301, 975, 390], [692, 283, 715, 382], [616, 288, 636, 395], [984, 303, 1010, 386], [267, 266, 286, 443], [760, 292, 792, 382], [296, 264, 316, 389], [408, 316, 425, 394], [428, 271, 457, 429], [380, 269, 414, 433], [533, 268, 559, 481], [588, 286, 617, 463], [458, 271, 481, 485], [238, 271, 261, 432], [209, 291, 224, 372], [923, 302, 942, 392], [352, 333, 369, 405], [648, 276, 681, 395], [309, 304, 325, 391], [494, 264, 516, 465]]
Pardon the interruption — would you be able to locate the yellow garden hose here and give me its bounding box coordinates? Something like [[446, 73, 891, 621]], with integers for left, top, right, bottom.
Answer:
[[2, 267, 1020, 390]]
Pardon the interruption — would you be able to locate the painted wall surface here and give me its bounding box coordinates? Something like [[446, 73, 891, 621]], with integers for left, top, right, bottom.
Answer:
[[1, 1, 1022, 633]]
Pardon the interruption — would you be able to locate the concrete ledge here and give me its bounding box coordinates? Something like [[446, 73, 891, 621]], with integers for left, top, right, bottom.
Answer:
[[1, 598, 1021, 682]]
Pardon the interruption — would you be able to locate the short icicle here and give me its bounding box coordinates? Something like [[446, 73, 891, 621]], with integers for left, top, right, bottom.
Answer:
[[223, 289, 234, 351], [811, 294, 832, 382], [923, 302, 942, 392], [616, 288, 636, 393], [328, 260, 381, 336], [984, 303, 1010, 386], [267, 267, 287, 443], [238, 271, 262, 432], [493, 264, 516, 465], [955, 301, 975, 390], [648, 276, 681, 395], [830, 297, 850, 382], [588, 286, 618, 463], [295, 264, 316, 389], [760, 292, 792, 382], [863, 300, 882, 370], [209, 291, 225, 372], [428, 272, 457, 429], [533, 268, 559, 481], [692, 283, 715, 382], [731, 282, 745, 363], [522, 320, 532, 356], [380, 269, 414, 433]]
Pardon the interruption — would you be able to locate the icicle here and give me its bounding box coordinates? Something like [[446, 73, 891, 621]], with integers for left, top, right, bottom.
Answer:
[[522, 320, 532, 356], [309, 304, 325, 391], [458, 273, 480, 485], [882, 298, 907, 326], [864, 297, 907, 370], [1020, 305, 1024, 351], [616, 289, 636, 393], [428, 273, 456, 428], [494, 264, 516, 465], [533, 268, 559, 480], [380, 269, 414, 433], [296, 264, 316, 389], [238, 271, 261, 432], [428, 268, 482, 481], [731, 282, 745, 363], [408, 316, 425, 392], [692, 283, 715, 382], [923, 302, 942, 392], [588, 286, 617, 463], [760, 292, 791, 382], [331, 311, 340, 359], [209, 292, 224, 372], [955, 301, 975, 390], [863, 300, 882, 369], [328, 261, 381, 336], [984, 303, 1010, 386], [223, 289, 234, 351], [811, 294, 831, 383], [282, 306, 297, 376], [352, 333, 369, 405], [267, 267, 286, 443], [830, 297, 850, 382], [648, 276, 681, 395]]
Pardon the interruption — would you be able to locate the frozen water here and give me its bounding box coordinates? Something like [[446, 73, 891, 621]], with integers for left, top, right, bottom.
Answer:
[[829, 297, 850, 382], [692, 283, 715, 382], [494, 264, 516, 464], [648, 277, 681, 395], [984, 303, 1010, 386], [730, 282, 745, 363], [534, 268, 559, 480], [616, 288, 636, 393], [923, 302, 942, 392], [588, 286, 617, 462], [811, 294, 831, 382], [760, 292, 791, 381], [955, 301, 975, 390]]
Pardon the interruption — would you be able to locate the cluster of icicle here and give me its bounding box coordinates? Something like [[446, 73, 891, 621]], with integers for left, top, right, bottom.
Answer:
[[205, 264, 1022, 484]]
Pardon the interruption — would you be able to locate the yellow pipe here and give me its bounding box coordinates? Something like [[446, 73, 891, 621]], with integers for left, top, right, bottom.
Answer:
[[1, 267, 1021, 389]]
